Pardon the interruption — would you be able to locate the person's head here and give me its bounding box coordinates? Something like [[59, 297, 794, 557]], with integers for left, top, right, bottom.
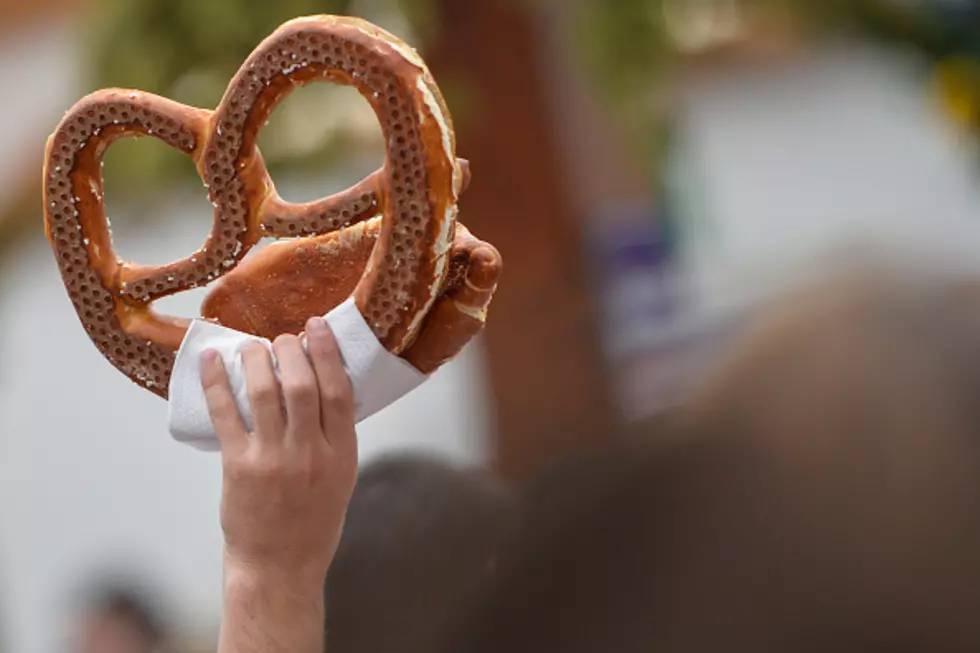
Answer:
[[440, 268, 980, 653], [664, 269, 980, 650], [70, 585, 166, 653], [324, 454, 517, 653]]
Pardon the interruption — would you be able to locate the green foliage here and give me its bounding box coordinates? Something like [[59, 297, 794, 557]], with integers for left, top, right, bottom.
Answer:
[[567, 0, 669, 185], [853, 0, 980, 59], [569, 0, 980, 178], [570, 0, 859, 107], [87, 0, 356, 192], [89, 0, 354, 102], [572, 0, 670, 107]]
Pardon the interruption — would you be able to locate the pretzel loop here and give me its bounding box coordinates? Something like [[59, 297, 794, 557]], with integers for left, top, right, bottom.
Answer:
[[207, 16, 461, 351], [258, 170, 383, 238], [44, 91, 214, 391]]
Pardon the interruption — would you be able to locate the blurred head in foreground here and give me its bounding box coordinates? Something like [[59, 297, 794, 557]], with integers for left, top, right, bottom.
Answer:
[[69, 585, 166, 653], [441, 268, 980, 653], [324, 454, 517, 653]]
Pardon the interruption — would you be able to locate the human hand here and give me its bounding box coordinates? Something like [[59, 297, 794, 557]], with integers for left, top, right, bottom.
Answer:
[[201, 317, 358, 585]]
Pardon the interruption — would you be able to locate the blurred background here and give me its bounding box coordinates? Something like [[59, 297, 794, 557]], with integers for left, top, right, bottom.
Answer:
[[1, 0, 980, 650]]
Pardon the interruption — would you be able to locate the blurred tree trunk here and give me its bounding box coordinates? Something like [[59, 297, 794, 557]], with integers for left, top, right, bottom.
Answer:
[[425, 0, 620, 481]]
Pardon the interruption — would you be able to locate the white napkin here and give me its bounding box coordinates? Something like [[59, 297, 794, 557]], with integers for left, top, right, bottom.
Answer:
[[167, 298, 428, 451]]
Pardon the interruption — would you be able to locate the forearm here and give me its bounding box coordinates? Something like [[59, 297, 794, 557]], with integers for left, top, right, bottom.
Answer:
[[218, 559, 326, 653]]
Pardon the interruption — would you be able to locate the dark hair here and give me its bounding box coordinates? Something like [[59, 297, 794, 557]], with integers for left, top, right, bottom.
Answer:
[[324, 454, 517, 653], [82, 585, 166, 648], [439, 271, 980, 653]]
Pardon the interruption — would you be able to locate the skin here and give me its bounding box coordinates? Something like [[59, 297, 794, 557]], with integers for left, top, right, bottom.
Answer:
[[201, 317, 358, 653], [74, 612, 157, 653]]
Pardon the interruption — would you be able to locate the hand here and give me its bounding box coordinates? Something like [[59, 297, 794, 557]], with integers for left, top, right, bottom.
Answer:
[[203, 318, 358, 653], [201, 316, 358, 582]]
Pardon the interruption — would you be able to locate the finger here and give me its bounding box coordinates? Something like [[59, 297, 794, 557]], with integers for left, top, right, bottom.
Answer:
[[458, 158, 472, 194], [200, 349, 248, 452], [241, 341, 286, 443], [272, 334, 321, 443], [305, 317, 355, 450]]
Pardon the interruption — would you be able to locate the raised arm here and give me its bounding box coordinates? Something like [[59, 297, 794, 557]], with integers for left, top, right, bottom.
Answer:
[[201, 317, 358, 653]]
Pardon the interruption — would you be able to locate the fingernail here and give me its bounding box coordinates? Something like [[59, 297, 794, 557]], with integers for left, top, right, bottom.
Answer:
[[202, 349, 219, 367], [307, 317, 327, 335]]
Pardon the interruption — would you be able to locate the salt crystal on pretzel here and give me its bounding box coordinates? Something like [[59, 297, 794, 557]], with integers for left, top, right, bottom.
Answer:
[[42, 15, 502, 432]]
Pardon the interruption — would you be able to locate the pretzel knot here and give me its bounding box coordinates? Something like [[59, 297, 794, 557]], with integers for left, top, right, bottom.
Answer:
[[42, 15, 501, 398]]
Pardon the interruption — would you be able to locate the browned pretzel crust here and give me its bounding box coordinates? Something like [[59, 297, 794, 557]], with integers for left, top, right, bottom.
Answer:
[[42, 15, 482, 397], [200, 220, 501, 374]]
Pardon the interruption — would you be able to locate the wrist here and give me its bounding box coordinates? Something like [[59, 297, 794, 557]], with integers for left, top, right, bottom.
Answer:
[[223, 551, 328, 599], [219, 550, 327, 653]]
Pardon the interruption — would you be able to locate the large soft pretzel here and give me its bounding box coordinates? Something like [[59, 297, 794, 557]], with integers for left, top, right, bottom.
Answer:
[[201, 218, 500, 374], [43, 15, 499, 397]]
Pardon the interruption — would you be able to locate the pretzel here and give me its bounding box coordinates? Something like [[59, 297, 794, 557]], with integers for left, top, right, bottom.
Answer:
[[43, 15, 494, 398], [200, 218, 499, 373]]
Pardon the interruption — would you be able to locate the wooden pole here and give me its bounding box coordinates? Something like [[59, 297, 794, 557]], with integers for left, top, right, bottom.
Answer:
[[425, 0, 620, 481]]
